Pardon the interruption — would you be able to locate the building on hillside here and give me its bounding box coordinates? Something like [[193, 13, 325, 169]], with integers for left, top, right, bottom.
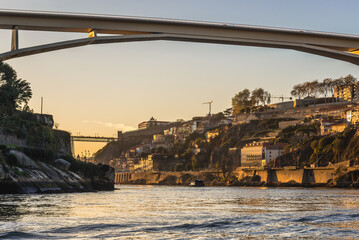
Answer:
[[124, 148, 136, 158], [173, 125, 192, 142], [138, 117, 171, 130], [240, 142, 286, 167], [135, 144, 151, 155], [330, 123, 348, 133], [133, 158, 153, 172], [334, 83, 358, 101], [343, 108, 359, 125], [153, 134, 165, 143], [218, 118, 233, 126], [320, 117, 348, 135]]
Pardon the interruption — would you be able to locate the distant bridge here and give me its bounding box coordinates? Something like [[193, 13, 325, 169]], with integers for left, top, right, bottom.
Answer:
[[0, 10, 359, 65], [71, 135, 117, 143], [70, 135, 117, 156]]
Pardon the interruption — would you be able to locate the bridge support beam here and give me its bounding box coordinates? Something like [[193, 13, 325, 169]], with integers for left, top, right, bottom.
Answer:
[[71, 138, 75, 157], [11, 26, 18, 51]]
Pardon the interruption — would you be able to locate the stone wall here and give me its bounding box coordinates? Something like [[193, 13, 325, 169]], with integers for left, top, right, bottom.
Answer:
[[54, 130, 72, 156], [34, 113, 54, 128], [234, 167, 335, 186], [0, 130, 72, 156], [115, 168, 337, 186], [115, 171, 217, 185], [0, 133, 27, 147], [118, 122, 183, 141]]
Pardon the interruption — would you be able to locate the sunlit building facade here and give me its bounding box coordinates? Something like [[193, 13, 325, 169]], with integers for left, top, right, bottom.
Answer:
[[240, 142, 286, 167]]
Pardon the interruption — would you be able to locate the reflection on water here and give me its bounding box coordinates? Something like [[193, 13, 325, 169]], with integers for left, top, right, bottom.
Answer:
[[0, 186, 359, 239]]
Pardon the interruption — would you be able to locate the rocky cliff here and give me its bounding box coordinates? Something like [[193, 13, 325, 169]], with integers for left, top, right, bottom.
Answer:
[[0, 148, 114, 194]]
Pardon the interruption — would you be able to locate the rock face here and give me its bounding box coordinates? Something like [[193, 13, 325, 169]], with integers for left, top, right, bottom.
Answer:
[[0, 150, 115, 194], [54, 158, 71, 170], [0, 162, 5, 182], [9, 150, 38, 169]]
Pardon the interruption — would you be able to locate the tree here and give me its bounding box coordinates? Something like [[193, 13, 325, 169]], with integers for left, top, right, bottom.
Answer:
[[291, 84, 302, 99], [223, 107, 233, 117], [232, 89, 251, 114], [342, 74, 357, 85], [0, 61, 32, 114], [322, 78, 333, 102], [251, 88, 265, 106], [212, 112, 226, 122], [211, 145, 233, 179], [263, 91, 271, 105], [309, 80, 320, 98], [333, 77, 345, 87]]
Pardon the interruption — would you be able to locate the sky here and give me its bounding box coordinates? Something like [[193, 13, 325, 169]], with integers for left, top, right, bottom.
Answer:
[[1, 0, 359, 155]]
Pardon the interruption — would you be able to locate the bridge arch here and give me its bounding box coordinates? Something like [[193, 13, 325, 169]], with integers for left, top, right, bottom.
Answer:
[[0, 10, 359, 65]]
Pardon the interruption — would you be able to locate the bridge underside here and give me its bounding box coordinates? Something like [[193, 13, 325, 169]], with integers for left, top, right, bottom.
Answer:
[[1, 33, 359, 66], [0, 10, 359, 65]]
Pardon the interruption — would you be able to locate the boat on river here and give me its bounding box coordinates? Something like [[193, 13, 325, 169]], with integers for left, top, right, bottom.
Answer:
[[190, 179, 205, 187]]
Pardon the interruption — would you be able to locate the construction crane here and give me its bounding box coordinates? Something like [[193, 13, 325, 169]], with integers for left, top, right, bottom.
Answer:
[[203, 100, 213, 115], [271, 96, 292, 103]]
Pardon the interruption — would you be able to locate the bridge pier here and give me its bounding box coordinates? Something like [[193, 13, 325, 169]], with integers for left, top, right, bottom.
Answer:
[[11, 26, 18, 51]]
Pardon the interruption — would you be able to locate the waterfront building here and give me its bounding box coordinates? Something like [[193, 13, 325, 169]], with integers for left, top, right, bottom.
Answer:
[[240, 142, 286, 167], [138, 117, 171, 130]]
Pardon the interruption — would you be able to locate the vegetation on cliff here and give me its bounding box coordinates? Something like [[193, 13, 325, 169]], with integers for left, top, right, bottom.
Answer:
[[0, 61, 57, 150], [269, 126, 359, 168], [0, 61, 115, 193]]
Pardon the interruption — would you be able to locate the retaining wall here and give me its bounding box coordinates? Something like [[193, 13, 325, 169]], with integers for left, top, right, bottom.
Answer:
[[116, 168, 337, 186]]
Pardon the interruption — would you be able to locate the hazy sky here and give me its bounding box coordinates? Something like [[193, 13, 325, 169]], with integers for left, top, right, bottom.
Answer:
[[1, 0, 359, 155]]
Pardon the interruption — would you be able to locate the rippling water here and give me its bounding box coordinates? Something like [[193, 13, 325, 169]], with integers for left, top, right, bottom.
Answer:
[[0, 186, 359, 239]]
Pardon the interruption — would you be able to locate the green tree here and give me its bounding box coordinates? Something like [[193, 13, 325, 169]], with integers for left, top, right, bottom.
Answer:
[[232, 89, 251, 114], [0, 61, 32, 114], [332, 138, 345, 162]]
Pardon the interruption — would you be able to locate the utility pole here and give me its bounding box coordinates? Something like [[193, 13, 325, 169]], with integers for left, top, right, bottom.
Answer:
[[203, 100, 213, 115], [41, 97, 43, 114]]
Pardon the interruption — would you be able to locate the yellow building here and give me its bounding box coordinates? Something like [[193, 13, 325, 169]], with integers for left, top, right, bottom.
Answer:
[[334, 83, 357, 101], [330, 123, 348, 133]]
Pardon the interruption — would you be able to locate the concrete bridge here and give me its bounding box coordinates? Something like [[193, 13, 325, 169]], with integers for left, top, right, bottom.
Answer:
[[0, 10, 359, 65]]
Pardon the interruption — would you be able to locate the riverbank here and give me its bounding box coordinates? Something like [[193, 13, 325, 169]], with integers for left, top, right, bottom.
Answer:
[[115, 167, 359, 188]]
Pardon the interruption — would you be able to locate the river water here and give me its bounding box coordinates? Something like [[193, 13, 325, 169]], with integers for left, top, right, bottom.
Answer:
[[0, 186, 359, 239]]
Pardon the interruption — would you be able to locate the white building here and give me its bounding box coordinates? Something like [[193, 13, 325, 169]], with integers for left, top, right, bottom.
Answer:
[[241, 142, 286, 167]]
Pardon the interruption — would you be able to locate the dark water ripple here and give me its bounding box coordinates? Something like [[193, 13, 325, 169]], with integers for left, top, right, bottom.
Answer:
[[0, 186, 359, 239]]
